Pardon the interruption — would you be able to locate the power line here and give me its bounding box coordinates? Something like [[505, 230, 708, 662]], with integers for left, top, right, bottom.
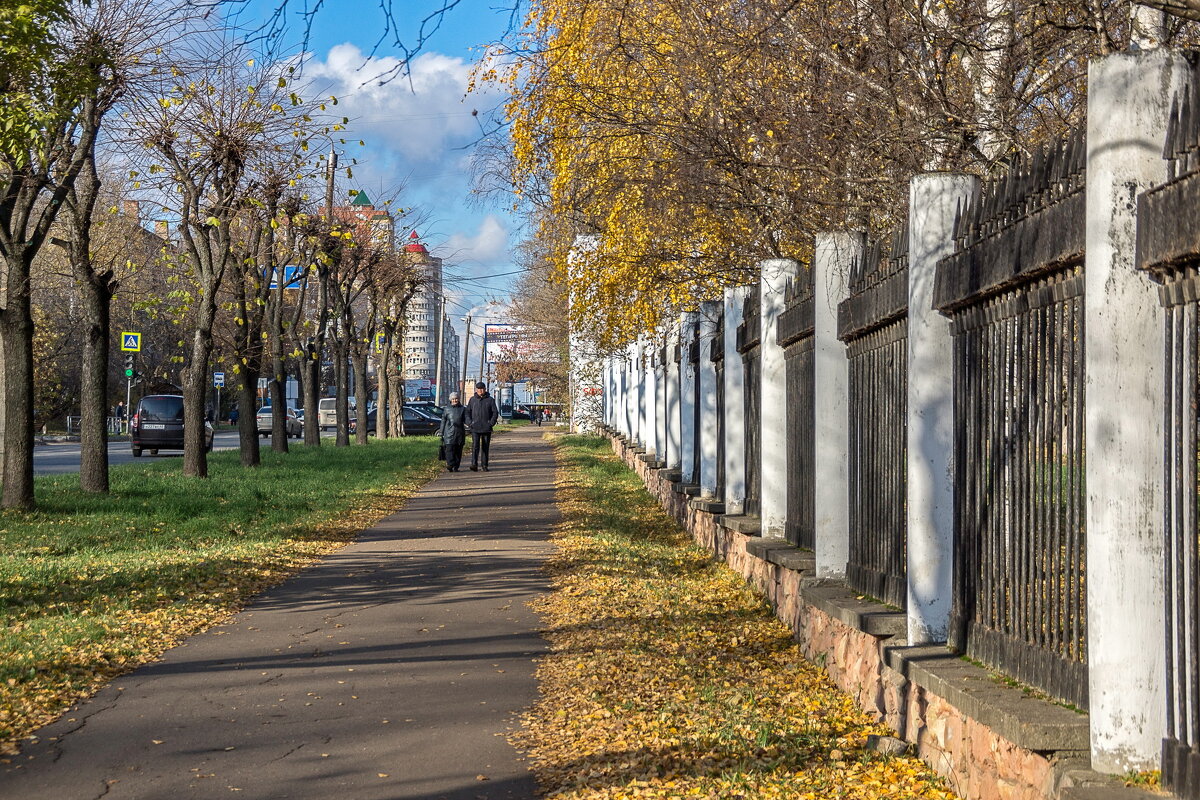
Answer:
[[441, 267, 530, 282]]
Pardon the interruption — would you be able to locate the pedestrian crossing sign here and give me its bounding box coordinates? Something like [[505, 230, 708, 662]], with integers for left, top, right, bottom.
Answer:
[[120, 332, 142, 352]]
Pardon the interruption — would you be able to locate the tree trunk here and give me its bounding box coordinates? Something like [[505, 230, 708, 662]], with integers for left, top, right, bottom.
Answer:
[[394, 322, 407, 437], [302, 349, 321, 447], [1, 273, 35, 509], [238, 371, 261, 466], [77, 275, 114, 492], [182, 319, 214, 478], [376, 340, 391, 440], [334, 338, 350, 446], [353, 349, 369, 445], [389, 370, 402, 437], [270, 355, 288, 453]]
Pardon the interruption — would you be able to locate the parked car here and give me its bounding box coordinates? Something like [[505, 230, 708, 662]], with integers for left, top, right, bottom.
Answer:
[[406, 405, 441, 421], [317, 397, 356, 430], [130, 394, 213, 457], [406, 401, 444, 418], [256, 404, 303, 438], [349, 405, 440, 436]]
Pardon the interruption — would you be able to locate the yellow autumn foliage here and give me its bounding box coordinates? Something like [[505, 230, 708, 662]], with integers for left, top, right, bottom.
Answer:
[[520, 435, 959, 799], [489, 0, 1187, 349]]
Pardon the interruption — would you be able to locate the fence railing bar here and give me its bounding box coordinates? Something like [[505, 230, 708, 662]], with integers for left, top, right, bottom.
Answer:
[[1186, 304, 1199, 746], [1171, 302, 1187, 743]]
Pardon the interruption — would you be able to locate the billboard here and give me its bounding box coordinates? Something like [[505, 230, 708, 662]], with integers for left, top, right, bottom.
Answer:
[[483, 323, 529, 367], [484, 323, 560, 374]]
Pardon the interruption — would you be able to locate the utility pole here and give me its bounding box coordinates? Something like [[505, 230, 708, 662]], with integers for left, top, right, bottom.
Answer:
[[433, 294, 446, 406], [325, 146, 336, 224], [460, 315, 472, 397], [477, 326, 487, 388]]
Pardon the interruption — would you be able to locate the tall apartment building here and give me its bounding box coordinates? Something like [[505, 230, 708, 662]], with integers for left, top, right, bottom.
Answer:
[[401, 232, 459, 399], [324, 196, 458, 401]]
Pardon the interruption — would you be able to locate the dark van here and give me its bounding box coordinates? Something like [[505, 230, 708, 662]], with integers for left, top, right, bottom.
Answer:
[[130, 394, 214, 457]]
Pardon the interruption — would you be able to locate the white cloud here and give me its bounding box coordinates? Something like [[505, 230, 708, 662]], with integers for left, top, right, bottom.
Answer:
[[300, 43, 519, 368], [304, 44, 498, 164], [436, 214, 508, 264]]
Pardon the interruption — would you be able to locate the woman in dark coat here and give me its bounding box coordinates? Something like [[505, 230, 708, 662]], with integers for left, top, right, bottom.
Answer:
[[439, 392, 467, 471]]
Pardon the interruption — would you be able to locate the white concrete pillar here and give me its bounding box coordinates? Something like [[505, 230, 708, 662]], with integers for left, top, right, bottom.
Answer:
[[654, 337, 667, 461], [610, 358, 619, 430], [760, 260, 799, 537], [624, 352, 633, 438], [722, 286, 749, 515], [680, 312, 698, 484], [907, 172, 978, 646], [698, 302, 721, 498], [628, 341, 640, 444], [605, 359, 612, 427], [1085, 49, 1188, 774], [666, 325, 681, 469], [638, 338, 648, 450], [813, 238, 858, 576], [648, 338, 657, 455]]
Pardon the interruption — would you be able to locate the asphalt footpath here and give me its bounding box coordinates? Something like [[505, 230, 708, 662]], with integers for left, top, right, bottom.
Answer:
[[0, 425, 558, 800]]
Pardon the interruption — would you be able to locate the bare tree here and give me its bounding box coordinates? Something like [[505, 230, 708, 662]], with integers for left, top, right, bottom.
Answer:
[[45, 0, 198, 493], [131, 40, 311, 477], [370, 249, 423, 438]]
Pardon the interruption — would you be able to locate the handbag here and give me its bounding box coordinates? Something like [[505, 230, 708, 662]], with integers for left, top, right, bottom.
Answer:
[[437, 443, 446, 461]]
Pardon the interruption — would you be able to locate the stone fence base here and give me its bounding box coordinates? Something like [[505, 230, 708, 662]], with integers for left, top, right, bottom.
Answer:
[[602, 429, 1155, 800]]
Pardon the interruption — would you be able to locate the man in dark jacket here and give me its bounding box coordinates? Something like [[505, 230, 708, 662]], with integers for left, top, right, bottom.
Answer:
[[465, 381, 499, 471]]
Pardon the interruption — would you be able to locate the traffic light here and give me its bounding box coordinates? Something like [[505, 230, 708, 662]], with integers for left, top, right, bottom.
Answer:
[[124, 354, 134, 378]]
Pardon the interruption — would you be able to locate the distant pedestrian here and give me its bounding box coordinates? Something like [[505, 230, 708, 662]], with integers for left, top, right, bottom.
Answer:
[[114, 401, 126, 421], [533, 407, 543, 426], [439, 392, 467, 472], [229, 405, 239, 426], [465, 381, 499, 471]]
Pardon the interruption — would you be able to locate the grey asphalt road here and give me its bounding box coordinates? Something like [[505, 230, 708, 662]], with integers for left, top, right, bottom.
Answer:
[[34, 430, 249, 475], [2, 425, 555, 800]]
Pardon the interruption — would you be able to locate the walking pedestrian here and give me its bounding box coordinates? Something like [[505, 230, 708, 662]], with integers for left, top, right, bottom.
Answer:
[[439, 392, 467, 471], [465, 381, 499, 471]]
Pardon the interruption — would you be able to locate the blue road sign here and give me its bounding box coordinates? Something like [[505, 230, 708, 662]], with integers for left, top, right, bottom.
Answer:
[[266, 265, 305, 290], [120, 332, 142, 352], [214, 371, 225, 388]]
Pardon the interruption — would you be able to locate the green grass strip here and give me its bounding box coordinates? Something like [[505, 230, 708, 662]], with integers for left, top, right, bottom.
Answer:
[[0, 437, 442, 752]]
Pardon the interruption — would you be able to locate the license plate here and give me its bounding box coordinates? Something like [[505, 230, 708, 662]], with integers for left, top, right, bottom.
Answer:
[[142, 423, 165, 430]]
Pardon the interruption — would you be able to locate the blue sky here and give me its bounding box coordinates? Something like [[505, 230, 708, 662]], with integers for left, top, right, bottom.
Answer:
[[227, 0, 527, 341]]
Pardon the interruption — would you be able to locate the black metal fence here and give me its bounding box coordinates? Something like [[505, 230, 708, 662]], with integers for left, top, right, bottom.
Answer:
[[838, 232, 909, 607], [1137, 77, 1200, 798], [937, 129, 1090, 709], [738, 286, 762, 516], [779, 273, 815, 548]]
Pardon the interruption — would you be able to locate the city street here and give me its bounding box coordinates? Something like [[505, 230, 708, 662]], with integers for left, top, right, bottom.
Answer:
[[33, 430, 247, 475]]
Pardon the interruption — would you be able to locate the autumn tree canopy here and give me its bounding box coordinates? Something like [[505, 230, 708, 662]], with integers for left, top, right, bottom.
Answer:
[[495, 0, 1196, 348]]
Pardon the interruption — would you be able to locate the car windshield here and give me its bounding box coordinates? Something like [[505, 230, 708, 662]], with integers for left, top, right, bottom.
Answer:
[[139, 396, 183, 421]]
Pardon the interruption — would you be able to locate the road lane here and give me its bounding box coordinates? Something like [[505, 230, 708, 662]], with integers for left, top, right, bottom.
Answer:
[[34, 430, 246, 475]]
